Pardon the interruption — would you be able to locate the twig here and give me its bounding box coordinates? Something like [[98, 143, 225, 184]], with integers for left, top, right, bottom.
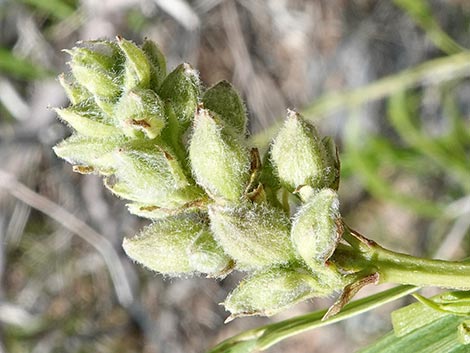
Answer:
[[0, 169, 134, 307]]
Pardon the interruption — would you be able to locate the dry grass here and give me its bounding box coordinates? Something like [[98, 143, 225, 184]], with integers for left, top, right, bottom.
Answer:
[[0, 1, 469, 352]]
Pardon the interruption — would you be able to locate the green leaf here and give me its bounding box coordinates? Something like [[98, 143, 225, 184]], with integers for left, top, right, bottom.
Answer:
[[359, 315, 468, 353], [360, 291, 470, 353]]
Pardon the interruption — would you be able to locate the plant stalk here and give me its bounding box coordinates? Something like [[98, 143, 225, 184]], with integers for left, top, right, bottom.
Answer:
[[337, 228, 470, 290]]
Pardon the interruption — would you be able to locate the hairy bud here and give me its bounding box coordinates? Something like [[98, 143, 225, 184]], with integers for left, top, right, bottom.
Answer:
[[66, 42, 122, 99], [141, 39, 167, 90], [58, 73, 91, 105], [117, 36, 151, 91], [54, 104, 121, 138], [158, 63, 200, 126], [208, 202, 294, 270], [189, 230, 234, 277], [53, 135, 122, 175], [271, 110, 339, 193], [115, 88, 166, 139], [105, 142, 200, 207], [189, 108, 251, 202], [224, 267, 331, 320], [291, 188, 342, 265], [123, 214, 222, 276], [202, 80, 247, 136]]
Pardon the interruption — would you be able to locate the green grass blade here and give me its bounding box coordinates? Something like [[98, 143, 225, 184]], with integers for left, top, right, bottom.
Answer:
[[250, 52, 470, 148], [388, 91, 470, 191], [0, 47, 53, 80], [207, 285, 418, 353], [17, 0, 76, 20], [394, 0, 465, 55]]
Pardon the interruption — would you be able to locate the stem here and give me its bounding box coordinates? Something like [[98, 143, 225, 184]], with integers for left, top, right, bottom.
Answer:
[[337, 227, 470, 290], [207, 285, 418, 353], [374, 246, 470, 290]]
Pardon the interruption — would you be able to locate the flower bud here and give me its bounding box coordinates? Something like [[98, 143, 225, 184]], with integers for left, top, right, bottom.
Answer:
[[189, 108, 251, 202], [58, 73, 92, 105], [208, 202, 294, 270], [202, 80, 247, 136], [122, 214, 212, 276], [270, 110, 339, 193], [115, 88, 166, 139], [105, 142, 201, 207], [116, 36, 151, 91], [54, 104, 121, 138], [224, 267, 331, 320], [291, 189, 342, 265], [142, 39, 166, 90], [158, 63, 200, 126], [66, 42, 122, 99], [53, 135, 121, 174], [189, 230, 234, 277]]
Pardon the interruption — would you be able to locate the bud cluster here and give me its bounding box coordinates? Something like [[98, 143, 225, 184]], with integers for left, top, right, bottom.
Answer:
[[54, 38, 344, 320]]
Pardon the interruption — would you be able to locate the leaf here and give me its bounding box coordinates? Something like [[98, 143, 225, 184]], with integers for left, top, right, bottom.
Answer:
[[359, 291, 470, 353], [359, 315, 468, 353]]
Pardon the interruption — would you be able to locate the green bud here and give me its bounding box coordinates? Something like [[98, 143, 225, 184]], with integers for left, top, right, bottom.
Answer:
[[270, 110, 339, 193], [189, 108, 251, 202], [224, 267, 330, 320], [66, 43, 122, 99], [189, 230, 234, 277], [116, 36, 151, 90], [142, 39, 167, 90], [208, 202, 294, 270], [105, 142, 201, 207], [122, 214, 212, 276], [54, 104, 121, 138], [159, 102, 187, 164], [58, 73, 92, 105], [202, 80, 247, 136], [291, 189, 342, 265], [53, 135, 122, 174], [158, 63, 200, 125], [115, 88, 166, 139]]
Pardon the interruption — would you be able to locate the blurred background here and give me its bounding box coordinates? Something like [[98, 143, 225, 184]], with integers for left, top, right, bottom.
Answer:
[[0, 0, 469, 352]]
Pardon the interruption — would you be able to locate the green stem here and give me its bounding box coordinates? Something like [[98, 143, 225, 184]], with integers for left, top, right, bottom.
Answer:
[[207, 285, 418, 353], [338, 228, 470, 290], [374, 246, 470, 290]]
